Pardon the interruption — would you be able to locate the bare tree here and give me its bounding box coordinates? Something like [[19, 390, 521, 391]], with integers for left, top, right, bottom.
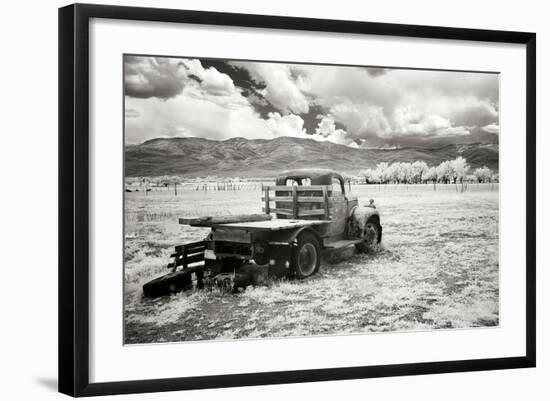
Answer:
[[411, 161, 429, 184], [451, 156, 470, 192], [424, 166, 438, 190], [474, 166, 493, 183], [357, 159, 492, 191], [436, 161, 454, 184]]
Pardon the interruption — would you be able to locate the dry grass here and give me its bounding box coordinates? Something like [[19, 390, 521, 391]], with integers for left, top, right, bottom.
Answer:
[[124, 184, 499, 344]]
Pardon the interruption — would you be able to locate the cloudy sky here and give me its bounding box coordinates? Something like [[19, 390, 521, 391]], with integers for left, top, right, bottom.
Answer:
[[124, 55, 499, 148]]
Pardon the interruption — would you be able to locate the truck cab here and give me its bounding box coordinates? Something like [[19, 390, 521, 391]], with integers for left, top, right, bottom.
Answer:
[[274, 169, 359, 239]]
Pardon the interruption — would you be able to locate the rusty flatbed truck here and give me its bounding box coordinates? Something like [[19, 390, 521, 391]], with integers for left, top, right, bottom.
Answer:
[[143, 169, 382, 297]]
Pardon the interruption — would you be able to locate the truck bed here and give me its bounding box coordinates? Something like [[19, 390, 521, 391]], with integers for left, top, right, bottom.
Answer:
[[214, 219, 330, 232], [179, 214, 272, 227]]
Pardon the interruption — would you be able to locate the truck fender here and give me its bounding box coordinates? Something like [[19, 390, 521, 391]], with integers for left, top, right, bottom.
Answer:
[[346, 206, 381, 240], [268, 226, 323, 248]]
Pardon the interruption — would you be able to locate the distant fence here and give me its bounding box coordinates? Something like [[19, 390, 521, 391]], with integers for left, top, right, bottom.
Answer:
[[125, 181, 499, 195], [125, 182, 268, 193], [355, 182, 499, 193]]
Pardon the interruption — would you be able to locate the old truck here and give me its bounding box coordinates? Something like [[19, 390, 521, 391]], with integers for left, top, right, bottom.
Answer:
[[143, 169, 382, 297]]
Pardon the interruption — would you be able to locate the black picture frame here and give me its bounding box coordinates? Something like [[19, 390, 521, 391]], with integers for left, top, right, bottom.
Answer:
[[59, 3, 536, 397]]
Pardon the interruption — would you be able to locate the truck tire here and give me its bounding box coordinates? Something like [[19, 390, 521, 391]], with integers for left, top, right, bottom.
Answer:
[[355, 216, 382, 253], [142, 270, 192, 298], [291, 231, 321, 279]]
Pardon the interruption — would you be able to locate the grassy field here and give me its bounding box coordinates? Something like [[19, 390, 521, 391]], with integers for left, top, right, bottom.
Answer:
[[124, 183, 499, 344]]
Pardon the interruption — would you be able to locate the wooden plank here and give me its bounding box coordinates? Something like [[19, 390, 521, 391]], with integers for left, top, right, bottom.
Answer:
[[171, 250, 207, 259], [179, 214, 272, 227], [184, 253, 205, 265], [262, 207, 293, 216], [166, 263, 205, 273], [264, 187, 270, 215], [171, 250, 204, 258], [263, 206, 333, 217], [297, 196, 329, 203], [216, 219, 331, 232], [263, 195, 291, 202], [262, 196, 331, 203], [292, 186, 298, 218], [266, 185, 330, 191], [174, 240, 206, 253], [212, 228, 251, 243], [174, 252, 204, 267], [184, 239, 206, 248], [183, 244, 206, 254], [298, 209, 328, 217]]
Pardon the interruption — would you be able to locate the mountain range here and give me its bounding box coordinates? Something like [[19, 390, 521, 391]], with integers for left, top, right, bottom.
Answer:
[[125, 136, 499, 177]]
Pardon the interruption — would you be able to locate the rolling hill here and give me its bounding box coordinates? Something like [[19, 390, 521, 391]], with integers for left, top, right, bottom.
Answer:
[[125, 136, 499, 177]]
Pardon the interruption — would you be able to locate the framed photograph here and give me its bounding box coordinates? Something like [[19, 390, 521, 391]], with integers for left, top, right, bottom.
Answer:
[[58, 3, 536, 397]]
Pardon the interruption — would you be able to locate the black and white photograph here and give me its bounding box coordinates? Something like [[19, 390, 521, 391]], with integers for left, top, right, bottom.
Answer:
[[0, 0, 543, 399], [124, 55, 500, 344]]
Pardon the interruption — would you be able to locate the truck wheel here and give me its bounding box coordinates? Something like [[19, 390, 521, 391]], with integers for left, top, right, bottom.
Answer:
[[291, 232, 321, 279], [253, 252, 269, 266], [355, 217, 382, 253], [142, 270, 192, 298]]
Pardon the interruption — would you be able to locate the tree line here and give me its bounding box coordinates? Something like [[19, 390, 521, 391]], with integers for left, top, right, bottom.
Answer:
[[358, 157, 497, 185]]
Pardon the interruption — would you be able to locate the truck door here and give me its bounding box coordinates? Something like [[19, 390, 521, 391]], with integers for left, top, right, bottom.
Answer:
[[326, 177, 347, 238]]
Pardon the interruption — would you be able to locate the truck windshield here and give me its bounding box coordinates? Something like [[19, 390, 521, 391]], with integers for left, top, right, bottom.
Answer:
[[332, 177, 345, 195], [285, 178, 311, 186]]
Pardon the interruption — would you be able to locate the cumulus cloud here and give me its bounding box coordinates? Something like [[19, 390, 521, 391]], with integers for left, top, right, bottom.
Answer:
[[124, 56, 187, 99], [482, 123, 499, 135], [125, 56, 499, 148], [315, 117, 346, 137], [125, 94, 268, 144], [419, 95, 498, 128], [263, 114, 358, 148], [294, 64, 498, 144], [265, 112, 306, 137], [231, 62, 310, 114], [393, 106, 469, 137], [182, 59, 237, 96], [310, 117, 351, 146], [124, 56, 241, 101], [329, 102, 391, 139], [295, 64, 400, 112]]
